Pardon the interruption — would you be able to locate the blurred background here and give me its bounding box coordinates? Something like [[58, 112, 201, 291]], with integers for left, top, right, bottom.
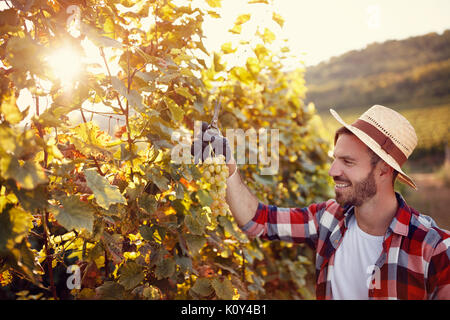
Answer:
[[203, 0, 450, 229]]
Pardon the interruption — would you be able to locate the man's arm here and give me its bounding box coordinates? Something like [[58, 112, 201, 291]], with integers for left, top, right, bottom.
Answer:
[[225, 158, 259, 227]]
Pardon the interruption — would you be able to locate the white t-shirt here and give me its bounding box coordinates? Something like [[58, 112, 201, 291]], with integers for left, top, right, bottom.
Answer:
[[330, 214, 384, 299]]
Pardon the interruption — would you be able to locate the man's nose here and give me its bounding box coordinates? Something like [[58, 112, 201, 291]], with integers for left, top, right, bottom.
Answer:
[[328, 159, 341, 178]]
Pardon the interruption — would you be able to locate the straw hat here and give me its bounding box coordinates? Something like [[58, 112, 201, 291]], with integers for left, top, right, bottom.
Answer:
[[330, 105, 418, 190]]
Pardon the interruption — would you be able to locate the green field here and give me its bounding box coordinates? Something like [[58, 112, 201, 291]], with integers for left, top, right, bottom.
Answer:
[[318, 103, 450, 162]]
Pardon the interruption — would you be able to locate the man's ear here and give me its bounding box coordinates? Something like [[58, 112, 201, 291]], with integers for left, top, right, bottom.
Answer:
[[378, 161, 393, 179]]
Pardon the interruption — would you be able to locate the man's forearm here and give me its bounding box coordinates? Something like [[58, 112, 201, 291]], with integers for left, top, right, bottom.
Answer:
[[225, 159, 259, 227]]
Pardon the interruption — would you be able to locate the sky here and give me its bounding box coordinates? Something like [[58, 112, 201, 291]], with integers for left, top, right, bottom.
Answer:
[[1, 0, 449, 129], [202, 0, 450, 66]]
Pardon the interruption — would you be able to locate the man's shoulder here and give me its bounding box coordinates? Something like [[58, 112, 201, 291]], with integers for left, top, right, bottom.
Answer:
[[407, 206, 450, 250]]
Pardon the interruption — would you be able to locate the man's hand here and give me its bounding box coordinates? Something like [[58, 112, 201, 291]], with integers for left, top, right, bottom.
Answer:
[[190, 121, 232, 164]]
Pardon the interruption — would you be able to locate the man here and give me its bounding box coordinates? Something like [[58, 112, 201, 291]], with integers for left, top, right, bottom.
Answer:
[[193, 105, 450, 299]]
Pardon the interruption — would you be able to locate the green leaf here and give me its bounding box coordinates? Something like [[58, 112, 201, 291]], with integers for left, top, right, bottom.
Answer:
[[190, 278, 214, 297], [119, 261, 145, 290], [146, 168, 170, 192], [174, 254, 192, 273], [155, 257, 175, 279], [184, 234, 206, 255], [96, 281, 126, 300], [211, 278, 234, 300], [51, 195, 94, 232], [84, 168, 126, 210], [184, 214, 204, 236], [138, 194, 158, 215], [218, 216, 241, 239], [138, 225, 154, 241], [196, 189, 213, 207]]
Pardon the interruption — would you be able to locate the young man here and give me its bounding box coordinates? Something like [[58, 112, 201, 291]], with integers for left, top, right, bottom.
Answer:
[[194, 105, 450, 300]]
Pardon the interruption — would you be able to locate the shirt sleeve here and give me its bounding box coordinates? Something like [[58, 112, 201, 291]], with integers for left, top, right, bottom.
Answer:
[[239, 201, 330, 249], [427, 236, 450, 299]]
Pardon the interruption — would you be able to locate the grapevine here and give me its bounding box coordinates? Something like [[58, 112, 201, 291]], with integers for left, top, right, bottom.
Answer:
[[0, 0, 332, 300]]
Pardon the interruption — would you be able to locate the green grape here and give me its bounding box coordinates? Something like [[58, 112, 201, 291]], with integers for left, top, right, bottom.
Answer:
[[201, 155, 230, 217]]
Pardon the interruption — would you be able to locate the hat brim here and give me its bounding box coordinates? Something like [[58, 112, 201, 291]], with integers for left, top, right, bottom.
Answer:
[[330, 108, 417, 190]]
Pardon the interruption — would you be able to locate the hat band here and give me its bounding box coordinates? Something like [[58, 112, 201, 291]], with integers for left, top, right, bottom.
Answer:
[[351, 119, 407, 166]]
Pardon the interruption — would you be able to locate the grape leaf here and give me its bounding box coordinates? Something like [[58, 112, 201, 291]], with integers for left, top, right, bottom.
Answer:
[[1, 156, 47, 190], [205, 0, 221, 8], [155, 257, 175, 279], [0, 91, 24, 124], [196, 189, 212, 207], [84, 168, 126, 210], [101, 232, 124, 265], [211, 278, 234, 300], [190, 278, 214, 297], [235, 14, 251, 25], [184, 214, 204, 235], [96, 281, 126, 300], [169, 102, 185, 122], [119, 261, 145, 290], [0, 204, 33, 250], [184, 234, 206, 255], [51, 195, 94, 232], [272, 12, 285, 28]]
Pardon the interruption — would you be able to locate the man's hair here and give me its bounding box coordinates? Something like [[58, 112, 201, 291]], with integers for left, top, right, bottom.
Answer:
[[334, 126, 399, 184]]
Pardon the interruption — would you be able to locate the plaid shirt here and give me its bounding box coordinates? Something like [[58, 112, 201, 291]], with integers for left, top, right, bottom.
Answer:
[[241, 193, 450, 300]]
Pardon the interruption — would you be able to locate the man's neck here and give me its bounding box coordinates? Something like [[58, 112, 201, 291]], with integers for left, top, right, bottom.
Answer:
[[354, 190, 398, 236]]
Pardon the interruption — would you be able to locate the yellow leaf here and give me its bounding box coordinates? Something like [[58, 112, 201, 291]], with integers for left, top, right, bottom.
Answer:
[[262, 28, 276, 44], [228, 24, 242, 35], [272, 12, 285, 28], [235, 14, 251, 25], [0, 92, 23, 124], [221, 42, 236, 54], [206, 0, 222, 8]]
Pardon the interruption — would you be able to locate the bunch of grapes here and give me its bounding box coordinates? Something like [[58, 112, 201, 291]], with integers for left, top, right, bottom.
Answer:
[[201, 155, 230, 217]]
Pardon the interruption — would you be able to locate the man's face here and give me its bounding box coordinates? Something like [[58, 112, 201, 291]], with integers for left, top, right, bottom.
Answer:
[[328, 133, 378, 207]]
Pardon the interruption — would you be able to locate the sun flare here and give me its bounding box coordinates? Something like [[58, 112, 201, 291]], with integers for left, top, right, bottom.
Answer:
[[46, 46, 83, 87]]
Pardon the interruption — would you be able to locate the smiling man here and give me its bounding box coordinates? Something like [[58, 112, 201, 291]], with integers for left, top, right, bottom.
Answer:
[[198, 105, 450, 300]]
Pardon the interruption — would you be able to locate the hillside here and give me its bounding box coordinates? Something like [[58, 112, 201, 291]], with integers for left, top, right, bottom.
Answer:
[[305, 30, 450, 112]]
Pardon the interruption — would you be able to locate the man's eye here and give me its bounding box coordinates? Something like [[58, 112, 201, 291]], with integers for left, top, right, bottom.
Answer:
[[344, 160, 353, 165]]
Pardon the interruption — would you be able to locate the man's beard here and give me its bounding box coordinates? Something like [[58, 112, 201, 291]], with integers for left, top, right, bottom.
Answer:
[[335, 166, 377, 207]]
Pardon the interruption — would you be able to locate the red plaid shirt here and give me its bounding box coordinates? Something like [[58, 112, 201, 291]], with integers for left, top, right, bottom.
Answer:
[[241, 193, 450, 299]]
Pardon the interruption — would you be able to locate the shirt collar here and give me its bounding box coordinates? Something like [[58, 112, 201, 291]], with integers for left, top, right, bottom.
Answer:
[[387, 192, 412, 237], [340, 192, 412, 236]]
